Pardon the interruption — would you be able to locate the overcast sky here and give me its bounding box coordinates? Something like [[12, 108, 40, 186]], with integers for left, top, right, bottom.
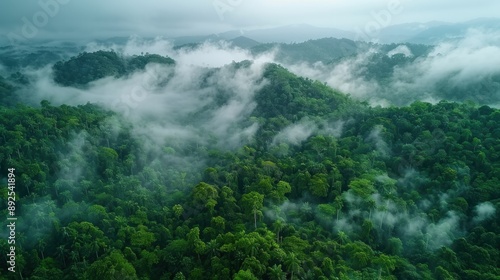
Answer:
[[1, 0, 499, 42]]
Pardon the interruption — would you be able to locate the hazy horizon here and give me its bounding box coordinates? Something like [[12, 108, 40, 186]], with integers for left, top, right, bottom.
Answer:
[[1, 0, 500, 44]]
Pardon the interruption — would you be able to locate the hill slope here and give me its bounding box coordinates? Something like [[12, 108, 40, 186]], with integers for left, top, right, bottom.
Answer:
[[0, 54, 499, 279]]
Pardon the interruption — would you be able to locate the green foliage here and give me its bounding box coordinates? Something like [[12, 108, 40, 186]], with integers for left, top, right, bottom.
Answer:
[[52, 51, 175, 87], [53, 51, 127, 86], [1, 58, 499, 280], [233, 269, 258, 280], [86, 251, 138, 280], [127, 54, 175, 71]]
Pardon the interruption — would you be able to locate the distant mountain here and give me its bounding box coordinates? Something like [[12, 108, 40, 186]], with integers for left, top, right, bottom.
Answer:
[[3, 18, 499, 49], [229, 36, 261, 49], [378, 18, 500, 44], [251, 37, 363, 63], [180, 18, 500, 46], [221, 24, 355, 43], [170, 34, 220, 46], [375, 21, 448, 43], [94, 36, 134, 46]]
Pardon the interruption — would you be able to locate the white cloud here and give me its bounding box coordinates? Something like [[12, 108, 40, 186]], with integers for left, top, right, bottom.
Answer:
[[388, 45, 413, 57], [22, 39, 276, 151], [366, 125, 391, 158], [473, 202, 496, 223], [272, 119, 317, 146]]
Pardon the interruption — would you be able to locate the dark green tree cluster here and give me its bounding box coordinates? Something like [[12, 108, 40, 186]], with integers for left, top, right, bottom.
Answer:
[[0, 61, 499, 280], [52, 51, 175, 87]]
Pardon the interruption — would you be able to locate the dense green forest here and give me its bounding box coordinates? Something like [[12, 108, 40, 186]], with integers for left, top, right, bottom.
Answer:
[[0, 51, 499, 280], [52, 51, 175, 87]]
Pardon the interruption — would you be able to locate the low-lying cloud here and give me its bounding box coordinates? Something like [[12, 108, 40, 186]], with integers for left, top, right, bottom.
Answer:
[[286, 28, 500, 107], [473, 201, 496, 223], [272, 119, 318, 146], [22, 38, 277, 152]]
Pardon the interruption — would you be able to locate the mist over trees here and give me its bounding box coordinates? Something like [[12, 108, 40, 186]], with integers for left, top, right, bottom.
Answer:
[[0, 35, 499, 280]]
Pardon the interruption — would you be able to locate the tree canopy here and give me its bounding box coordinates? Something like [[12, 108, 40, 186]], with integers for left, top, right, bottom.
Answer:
[[0, 54, 499, 280]]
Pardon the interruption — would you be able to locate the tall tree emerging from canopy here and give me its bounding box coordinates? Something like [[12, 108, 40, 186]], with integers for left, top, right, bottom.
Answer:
[[241, 192, 264, 229]]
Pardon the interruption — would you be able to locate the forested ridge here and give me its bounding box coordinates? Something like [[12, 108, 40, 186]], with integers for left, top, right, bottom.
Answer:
[[0, 53, 499, 280], [52, 51, 175, 87]]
